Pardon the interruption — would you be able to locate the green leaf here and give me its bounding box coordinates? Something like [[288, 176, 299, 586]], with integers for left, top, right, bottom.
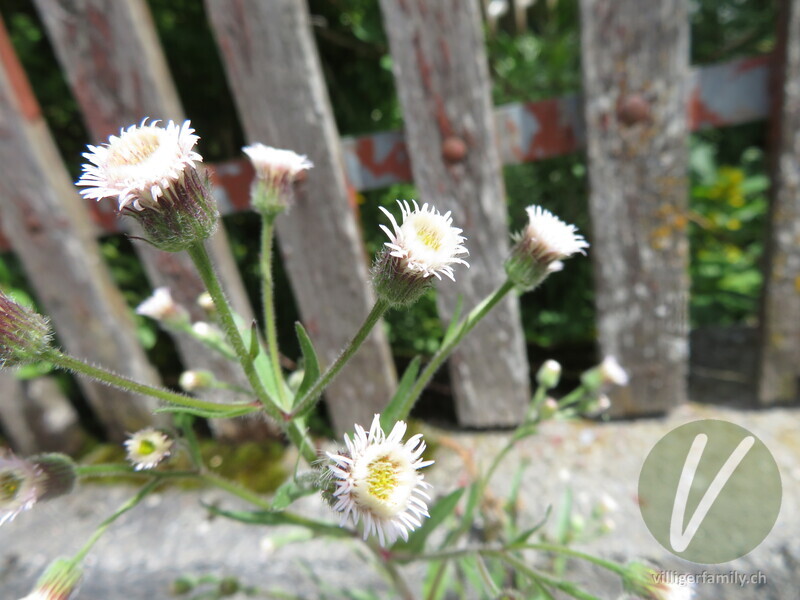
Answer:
[[294, 322, 321, 405], [270, 475, 318, 511], [441, 294, 464, 347], [248, 320, 260, 360], [554, 486, 573, 545], [509, 505, 553, 548], [154, 404, 257, 419], [380, 355, 421, 430], [393, 487, 464, 556]]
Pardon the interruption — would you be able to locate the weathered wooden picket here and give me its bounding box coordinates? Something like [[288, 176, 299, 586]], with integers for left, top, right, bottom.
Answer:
[[0, 0, 794, 449]]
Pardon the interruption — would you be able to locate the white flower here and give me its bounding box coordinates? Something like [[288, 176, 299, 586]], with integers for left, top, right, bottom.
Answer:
[[600, 356, 629, 386], [516, 205, 589, 262], [124, 429, 173, 471], [0, 452, 40, 526], [379, 200, 469, 282], [243, 144, 313, 183], [136, 288, 187, 324], [651, 580, 694, 600], [326, 414, 434, 546], [77, 119, 202, 212]]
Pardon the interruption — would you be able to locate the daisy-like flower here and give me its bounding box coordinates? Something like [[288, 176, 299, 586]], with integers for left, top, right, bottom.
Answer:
[[77, 119, 218, 252], [0, 292, 52, 367], [373, 200, 469, 306], [135, 287, 189, 326], [623, 563, 695, 600], [124, 429, 173, 471], [243, 144, 313, 215], [20, 557, 82, 600], [1, 453, 76, 527], [505, 205, 589, 291], [325, 414, 434, 546]]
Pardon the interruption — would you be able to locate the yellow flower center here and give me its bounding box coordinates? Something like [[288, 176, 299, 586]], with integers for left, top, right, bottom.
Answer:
[[366, 457, 399, 501], [0, 471, 22, 501], [137, 439, 157, 456], [108, 130, 162, 167], [415, 224, 443, 251]]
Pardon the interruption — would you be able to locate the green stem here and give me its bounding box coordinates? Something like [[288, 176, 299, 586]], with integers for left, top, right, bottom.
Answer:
[[260, 215, 288, 409], [45, 349, 246, 414], [292, 298, 390, 418], [487, 552, 600, 600], [72, 479, 160, 564], [75, 464, 198, 479], [286, 420, 318, 465], [201, 470, 272, 510], [399, 279, 515, 421], [186, 242, 283, 421], [557, 385, 588, 410]]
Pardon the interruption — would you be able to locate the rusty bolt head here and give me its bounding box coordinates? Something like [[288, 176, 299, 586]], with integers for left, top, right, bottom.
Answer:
[[617, 94, 651, 126], [442, 136, 468, 163]]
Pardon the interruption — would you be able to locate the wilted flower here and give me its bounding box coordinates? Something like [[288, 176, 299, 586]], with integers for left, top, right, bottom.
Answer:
[[124, 429, 173, 471], [243, 144, 313, 215], [77, 119, 218, 252], [0, 292, 52, 367], [1, 453, 76, 526], [136, 287, 189, 326], [20, 557, 82, 600], [325, 414, 434, 546], [373, 200, 469, 306], [505, 205, 588, 291]]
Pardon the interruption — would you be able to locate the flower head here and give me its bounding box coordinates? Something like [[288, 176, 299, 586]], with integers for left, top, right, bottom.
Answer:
[[21, 557, 82, 600], [124, 429, 173, 471], [77, 119, 218, 252], [325, 414, 434, 546], [136, 287, 189, 326], [0, 452, 39, 526], [623, 563, 694, 600], [581, 355, 629, 391], [179, 369, 215, 392], [506, 205, 588, 291], [243, 144, 313, 215], [1, 453, 75, 526], [536, 359, 562, 390], [0, 292, 52, 367], [373, 200, 468, 305]]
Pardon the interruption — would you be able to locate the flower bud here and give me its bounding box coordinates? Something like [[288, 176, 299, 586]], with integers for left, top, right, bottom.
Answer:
[[505, 205, 588, 291], [582, 356, 629, 391], [243, 144, 313, 216], [0, 292, 52, 367], [21, 557, 82, 600], [196, 291, 215, 315], [136, 287, 189, 327], [373, 200, 469, 306], [536, 359, 562, 390], [179, 369, 215, 392], [622, 561, 695, 600], [77, 119, 218, 252]]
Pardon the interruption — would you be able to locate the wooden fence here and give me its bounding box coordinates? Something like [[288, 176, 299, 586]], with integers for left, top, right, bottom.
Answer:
[[0, 0, 795, 450]]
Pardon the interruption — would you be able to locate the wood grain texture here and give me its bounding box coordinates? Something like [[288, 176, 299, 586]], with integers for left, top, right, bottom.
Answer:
[[34, 0, 265, 438], [580, 0, 690, 414], [758, 0, 800, 404], [0, 25, 162, 439], [205, 0, 397, 433], [378, 0, 530, 426]]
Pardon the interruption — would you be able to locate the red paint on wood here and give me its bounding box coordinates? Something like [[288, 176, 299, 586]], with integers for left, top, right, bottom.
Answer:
[[355, 137, 412, 182], [0, 16, 40, 121], [523, 99, 578, 160], [207, 159, 255, 212], [687, 87, 725, 129], [735, 53, 771, 73]]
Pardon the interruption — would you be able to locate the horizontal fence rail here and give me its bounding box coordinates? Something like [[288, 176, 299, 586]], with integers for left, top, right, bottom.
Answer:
[[0, 54, 770, 252]]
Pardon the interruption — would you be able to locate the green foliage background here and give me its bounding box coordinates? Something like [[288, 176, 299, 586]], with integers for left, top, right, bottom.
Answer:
[[0, 0, 776, 394]]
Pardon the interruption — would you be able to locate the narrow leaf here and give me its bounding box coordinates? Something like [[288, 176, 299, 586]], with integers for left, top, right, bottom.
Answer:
[[249, 320, 260, 360], [509, 505, 553, 548], [203, 503, 350, 538], [154, 404, 258, 419], [294, 322, 321, 404], [380, 355, 421, 430]]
